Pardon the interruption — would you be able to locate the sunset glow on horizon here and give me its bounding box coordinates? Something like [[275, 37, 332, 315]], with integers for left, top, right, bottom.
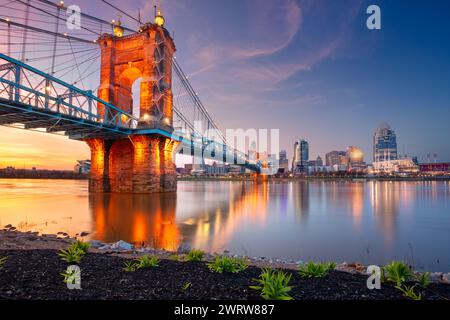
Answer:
[[0, 126, 89, 170]]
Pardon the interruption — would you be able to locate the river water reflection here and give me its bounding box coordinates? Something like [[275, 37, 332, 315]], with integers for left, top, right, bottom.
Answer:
[[1, 179, 449, 271]]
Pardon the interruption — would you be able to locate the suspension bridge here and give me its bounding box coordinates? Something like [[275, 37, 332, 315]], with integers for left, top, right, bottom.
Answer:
[[0, 0, 262, 193]]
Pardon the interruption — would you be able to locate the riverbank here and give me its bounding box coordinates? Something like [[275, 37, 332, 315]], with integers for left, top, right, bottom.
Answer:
[[1, 229, 449, 300], [0, 169, 87, 180], [178, 175, 450, 182]]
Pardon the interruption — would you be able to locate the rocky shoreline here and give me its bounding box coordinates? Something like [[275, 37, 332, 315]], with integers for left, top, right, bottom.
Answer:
[[1, 227, 450, 300]]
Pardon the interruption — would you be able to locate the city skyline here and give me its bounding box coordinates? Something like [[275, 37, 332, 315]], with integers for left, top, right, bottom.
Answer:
[[1, 0, 450, 169]]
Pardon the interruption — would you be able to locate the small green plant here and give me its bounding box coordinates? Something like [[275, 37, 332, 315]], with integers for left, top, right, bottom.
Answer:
[[186, 249, 204, 262], [122, 255, 159, 272], [72, 240, 90, 254], [136, 255, 159, 268], [61, 268, 78, 284], [208, 256, 248, 273], [250, 268, 293, 300], [298, 261, 336, 278], [0, 256, 7, 269], [169, 254, 180, 261], [58, 246, 85, 264], [383, 261, 413, 287], [123, 260, 139, 272], [396, 284, 422, 300], [416, 272, 430, 288], [182, 282, 191, 290]]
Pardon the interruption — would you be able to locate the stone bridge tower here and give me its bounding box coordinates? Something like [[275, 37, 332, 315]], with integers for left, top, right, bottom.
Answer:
[[85, 9, 178, 193]]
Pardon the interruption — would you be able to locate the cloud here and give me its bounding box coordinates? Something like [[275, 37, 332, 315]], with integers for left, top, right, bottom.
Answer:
[[233, 0, 302, 59], [187, 0, 302, 77], [231, 37, 341, 88]]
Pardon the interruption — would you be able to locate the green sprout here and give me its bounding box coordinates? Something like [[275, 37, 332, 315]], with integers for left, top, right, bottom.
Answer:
[[72, 240, 91, 254], [123, 260, 139, 272], [186, 249, 204, 262], [383, 261, 413, 287], [135, 255, 159, 268], [416, 272, 431, 288], [250, 268, 294, 300], [207, 256, 248, 273], [169, 254, 180, 261], [0, 256, 7, 269], [58, 246, 85, 264], [298, 261, 336, 278], [182, 282, 191, 290], [396, 284, 422, 300], [61, 268, 79, 285]]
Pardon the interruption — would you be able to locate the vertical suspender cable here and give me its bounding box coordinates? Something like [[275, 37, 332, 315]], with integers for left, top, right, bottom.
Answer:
[[7, 20, 11, 57], [50, 5, 61, 75], [20, 0, 31, 62]]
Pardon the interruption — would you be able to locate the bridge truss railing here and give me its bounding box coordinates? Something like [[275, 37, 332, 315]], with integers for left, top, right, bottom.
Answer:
[[0, 53, 137, 129]]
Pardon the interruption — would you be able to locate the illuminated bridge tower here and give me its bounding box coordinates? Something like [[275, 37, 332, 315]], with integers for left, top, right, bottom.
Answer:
[[86, 9, 178, 193]]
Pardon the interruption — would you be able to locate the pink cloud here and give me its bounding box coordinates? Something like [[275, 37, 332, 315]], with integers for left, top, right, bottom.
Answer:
[[188, 0, 302, 77], [231, 37, 341, 87]]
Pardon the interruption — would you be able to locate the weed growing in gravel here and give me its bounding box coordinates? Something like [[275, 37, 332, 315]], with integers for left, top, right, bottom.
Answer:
[[186, 249, 204, 262], [416, 272, 430, 288], [383, 261, 413, 286], [182, 282, 191, 290], [250, 268, 293, 300], [122, 255, 159, 272], [61, 268, 79, 285], [298, 261, 336, 278], [136, 255, 159, 269], [72, 240, 90, 254], [169, 254, 180, 261], [123, 261, 139, 272], [396, 284, 422, 300], [208, 256, 248, 274], [58, 246, 85, 264], [0, 256, 7, 269], [136, 255, 159, 268]]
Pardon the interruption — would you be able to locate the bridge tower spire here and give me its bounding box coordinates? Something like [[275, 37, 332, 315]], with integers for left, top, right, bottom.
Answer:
[[86, 8, 177, 194]]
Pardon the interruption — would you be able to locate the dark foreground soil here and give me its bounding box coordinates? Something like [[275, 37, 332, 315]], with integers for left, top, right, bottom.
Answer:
[[0, 249, 449, 300]]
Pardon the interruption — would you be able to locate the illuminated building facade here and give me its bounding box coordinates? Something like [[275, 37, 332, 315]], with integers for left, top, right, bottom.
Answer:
[[373, 123, 398, 163], [346, 146, 367, 172]]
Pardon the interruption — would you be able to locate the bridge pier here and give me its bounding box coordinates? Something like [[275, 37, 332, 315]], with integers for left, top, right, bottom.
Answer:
[[86, 135, 177, 194]]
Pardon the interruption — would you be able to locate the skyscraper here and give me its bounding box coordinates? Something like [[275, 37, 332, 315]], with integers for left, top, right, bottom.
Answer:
[[293, 139, 309, 173], [316, 155, 323, 167], [373, 123, 398, 163], [279, 150, 289, 173]]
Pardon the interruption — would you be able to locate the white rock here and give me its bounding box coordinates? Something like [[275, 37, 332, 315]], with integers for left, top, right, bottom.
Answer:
[[177, 242, 191, 254], [442, 273, 450, 284], [89, 240, 105, 248], [110, 240, 134, 251], [429, 272, 443, 283]]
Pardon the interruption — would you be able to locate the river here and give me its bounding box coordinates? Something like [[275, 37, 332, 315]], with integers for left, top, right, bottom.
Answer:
[[0, 179, 449, 271]]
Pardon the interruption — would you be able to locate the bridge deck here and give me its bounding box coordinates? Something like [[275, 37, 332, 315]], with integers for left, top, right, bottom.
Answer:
[[0, 97, 132, 139]]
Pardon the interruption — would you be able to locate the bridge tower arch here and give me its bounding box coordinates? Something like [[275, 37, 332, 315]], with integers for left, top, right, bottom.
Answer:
[[85, 13, 178, 193]]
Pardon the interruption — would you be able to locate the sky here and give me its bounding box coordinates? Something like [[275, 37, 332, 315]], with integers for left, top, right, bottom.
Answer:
[[0, 0, 449, 169]]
